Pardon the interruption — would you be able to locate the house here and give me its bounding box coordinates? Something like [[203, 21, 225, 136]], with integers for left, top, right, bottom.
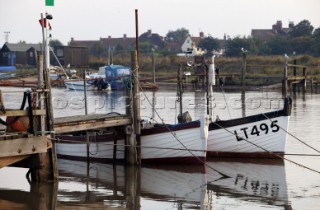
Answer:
[[69, 30, 164, 55], [180, 32, 206, 56], [52, 45, 88, 67], [0, 43, 41, 66], [0, 42, 88, 68], [251, 20, 294, 42]]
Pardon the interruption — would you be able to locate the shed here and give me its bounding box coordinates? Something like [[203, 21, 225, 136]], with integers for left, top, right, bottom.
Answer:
[[0, 43, 41, 66], [52, 46, 88, 68]]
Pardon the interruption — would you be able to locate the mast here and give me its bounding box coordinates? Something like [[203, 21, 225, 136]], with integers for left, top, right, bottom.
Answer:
[[207, 55, 215, 121]]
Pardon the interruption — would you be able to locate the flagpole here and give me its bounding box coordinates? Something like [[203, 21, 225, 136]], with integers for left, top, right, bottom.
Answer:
[[45, 12, 50, 70]]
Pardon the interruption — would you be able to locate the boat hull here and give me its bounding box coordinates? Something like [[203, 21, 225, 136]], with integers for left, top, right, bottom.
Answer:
[[208, 113, 289, 158], [56, 119, 208, 165]]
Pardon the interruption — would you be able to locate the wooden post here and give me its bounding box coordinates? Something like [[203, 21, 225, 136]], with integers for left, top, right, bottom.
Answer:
[[37, 55, 45, 135], [134, 9, 141, 165], [125, 72, 135, 165], [282, 56, 288, 98], [132, 50, 141, 165], [125, 166, 141, 210], [178, 64, 183, 121], [302, 67, 307, 93], [241, 51, 246, 90], [152, 51, 156, 84], [293, 59, 297, 94], [84, 71, 88, 115], [43, 42, 58, 182]]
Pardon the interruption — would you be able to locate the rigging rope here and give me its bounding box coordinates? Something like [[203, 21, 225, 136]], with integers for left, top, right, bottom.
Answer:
[[131, 72, 230, 178], [262, 112, 320, 154]]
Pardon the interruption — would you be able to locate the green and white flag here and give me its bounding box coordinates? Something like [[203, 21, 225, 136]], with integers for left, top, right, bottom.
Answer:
[[46, 0, 54, 6]]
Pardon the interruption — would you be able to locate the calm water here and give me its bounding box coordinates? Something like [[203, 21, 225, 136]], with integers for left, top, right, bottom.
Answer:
[[0, 87, 320, 210]]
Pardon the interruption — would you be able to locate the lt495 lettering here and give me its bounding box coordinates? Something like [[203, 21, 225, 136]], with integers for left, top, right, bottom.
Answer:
[[234, 120, 280, 141]]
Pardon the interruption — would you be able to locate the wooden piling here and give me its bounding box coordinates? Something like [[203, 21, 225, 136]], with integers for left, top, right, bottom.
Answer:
[[132, 50, 141, 165], [302, 67, 307, 93], [282, 57, 288, 98], [241, 51, 246, 90]]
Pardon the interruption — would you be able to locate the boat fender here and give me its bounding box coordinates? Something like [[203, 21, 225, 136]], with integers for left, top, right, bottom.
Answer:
[[125, 125, 133, 135]]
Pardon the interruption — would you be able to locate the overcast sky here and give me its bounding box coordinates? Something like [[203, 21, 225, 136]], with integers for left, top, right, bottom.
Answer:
[[0, 0, 319, 46]]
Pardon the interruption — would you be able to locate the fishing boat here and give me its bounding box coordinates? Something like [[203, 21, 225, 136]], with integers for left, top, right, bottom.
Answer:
[[207, 98, 291, 158], [56, 61, 209, 165], [101, 65, 131, 90], [64, 79, 95, 90], [195, 54, 292, 158], [56, 115, 209, 165]]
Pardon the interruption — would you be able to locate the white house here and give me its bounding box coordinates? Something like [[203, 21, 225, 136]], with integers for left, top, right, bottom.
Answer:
[[180, 34, 206, 56]]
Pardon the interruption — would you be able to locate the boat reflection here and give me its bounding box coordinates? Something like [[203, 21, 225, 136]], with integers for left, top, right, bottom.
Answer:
[[57, 159, 209, 210], [0, 158, 292, 210], [206, 158, 292, 209]]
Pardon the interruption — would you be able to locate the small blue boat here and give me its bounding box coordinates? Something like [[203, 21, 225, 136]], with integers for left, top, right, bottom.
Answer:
[[100, 65, 131, 90]]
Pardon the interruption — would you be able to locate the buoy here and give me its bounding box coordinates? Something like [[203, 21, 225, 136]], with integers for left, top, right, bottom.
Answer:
[[6, 116, 30, 132]]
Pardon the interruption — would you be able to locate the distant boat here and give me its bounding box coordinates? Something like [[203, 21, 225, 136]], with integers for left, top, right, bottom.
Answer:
[[64, 79, 95, 91], [0, 66, 16, 79], [101, 65, 131, 90]]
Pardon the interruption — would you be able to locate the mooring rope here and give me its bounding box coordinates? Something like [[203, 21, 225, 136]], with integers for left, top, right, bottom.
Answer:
[[131, 72, 230, 178], [262, 113, 320, 154]]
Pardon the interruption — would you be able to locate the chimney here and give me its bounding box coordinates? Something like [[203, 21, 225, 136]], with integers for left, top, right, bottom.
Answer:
[[224, 33, 226, 40], [289, 21, 294, 28], [147, 29, 152, 37], [108, 35, 111, 39], [199, 32, 204, 38], [123, 34, 127, 38]]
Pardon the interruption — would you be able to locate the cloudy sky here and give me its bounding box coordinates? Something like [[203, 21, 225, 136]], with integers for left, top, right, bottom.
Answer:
[[0, 0, 319, 46]]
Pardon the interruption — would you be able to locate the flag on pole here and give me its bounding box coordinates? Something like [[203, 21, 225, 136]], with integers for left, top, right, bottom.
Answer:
[[46, 0, 54, 6], [39, 18, 52, 30]]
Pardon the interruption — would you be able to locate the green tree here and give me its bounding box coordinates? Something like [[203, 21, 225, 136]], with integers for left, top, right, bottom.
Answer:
[[225, 37, 250, 57], [165, 28, 189, 42], [289, 20, 314, 37], [50, 39, 63, 46], [311, 27, 320, 56], [197, 36, 220, 55]]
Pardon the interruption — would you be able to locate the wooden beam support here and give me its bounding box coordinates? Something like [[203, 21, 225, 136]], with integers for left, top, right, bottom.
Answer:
[[0, 109, 46, 117], [0, 136, 47, 158]]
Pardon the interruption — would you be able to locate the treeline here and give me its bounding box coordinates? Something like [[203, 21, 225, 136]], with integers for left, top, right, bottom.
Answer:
[[204, 20, 320, 57]]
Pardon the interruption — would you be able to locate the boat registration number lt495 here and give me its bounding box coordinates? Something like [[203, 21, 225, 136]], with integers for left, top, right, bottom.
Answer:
[[234, 120, 280, 141]]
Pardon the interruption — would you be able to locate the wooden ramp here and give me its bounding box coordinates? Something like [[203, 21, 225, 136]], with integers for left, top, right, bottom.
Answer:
[[54, 114, 132, 134]]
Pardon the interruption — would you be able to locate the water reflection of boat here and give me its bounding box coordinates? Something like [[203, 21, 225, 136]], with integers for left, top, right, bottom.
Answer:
[[57, 159, 209, 209], [206, 158, 292, 209]]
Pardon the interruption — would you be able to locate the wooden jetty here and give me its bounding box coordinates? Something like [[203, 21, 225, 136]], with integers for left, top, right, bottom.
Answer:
[[0, 53, 58, 182]]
